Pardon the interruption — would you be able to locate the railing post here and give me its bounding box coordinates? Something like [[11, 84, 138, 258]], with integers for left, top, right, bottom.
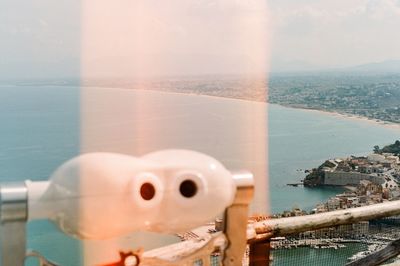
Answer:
[[0, 182, 28, 266], [222, 172, 254, 266], [249, 240, 270, 266]]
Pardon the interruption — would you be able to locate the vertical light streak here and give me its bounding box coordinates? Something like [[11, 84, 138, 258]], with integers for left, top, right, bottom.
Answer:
[[80, 0, 270, 264]]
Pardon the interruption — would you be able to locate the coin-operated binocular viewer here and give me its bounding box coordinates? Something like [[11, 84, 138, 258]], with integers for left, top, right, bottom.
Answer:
[[0, 150, 254, 266]]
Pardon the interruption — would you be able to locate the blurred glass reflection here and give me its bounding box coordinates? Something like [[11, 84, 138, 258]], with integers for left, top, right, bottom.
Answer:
[[1, 0, 269, 265], [80, 1, 269, 264]]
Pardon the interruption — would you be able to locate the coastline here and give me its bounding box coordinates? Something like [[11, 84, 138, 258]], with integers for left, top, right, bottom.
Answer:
[[61, 85, 400, 132], [87, 86, 400, 131], [271, 103, 400, 131], [83, 85, 268, 105]]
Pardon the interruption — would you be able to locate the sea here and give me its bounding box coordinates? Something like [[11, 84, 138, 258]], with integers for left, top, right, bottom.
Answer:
[[1, 85, 399, 265]]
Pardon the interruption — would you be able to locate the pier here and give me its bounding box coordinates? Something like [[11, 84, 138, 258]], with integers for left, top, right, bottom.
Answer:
[[287, 183, 303, 187]]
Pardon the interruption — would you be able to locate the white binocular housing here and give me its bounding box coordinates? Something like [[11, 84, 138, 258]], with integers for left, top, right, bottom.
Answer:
[[25, 150, 251, 240]]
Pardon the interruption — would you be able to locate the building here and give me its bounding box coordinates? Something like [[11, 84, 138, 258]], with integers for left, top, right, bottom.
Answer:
[[298, 221, 369, 239], [324, 171, 384, 186]]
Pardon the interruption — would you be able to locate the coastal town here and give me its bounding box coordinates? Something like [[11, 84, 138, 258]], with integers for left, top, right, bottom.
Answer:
[[269, 140, 400, 262], [269, 73, 400, 124], [177, 141, 400, 264]]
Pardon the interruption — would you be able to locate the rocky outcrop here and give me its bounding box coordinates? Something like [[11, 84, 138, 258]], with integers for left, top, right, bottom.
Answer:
[[303, 160, 336, 187]]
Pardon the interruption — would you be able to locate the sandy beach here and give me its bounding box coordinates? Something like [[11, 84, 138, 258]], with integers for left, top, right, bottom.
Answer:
[[274, 104, 400, 131], [84, 86, 400, 132]]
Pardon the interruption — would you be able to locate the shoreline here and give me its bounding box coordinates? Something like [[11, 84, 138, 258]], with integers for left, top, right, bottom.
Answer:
[[6, 82, 400, 130], [272, 103, 400, 131], [84, 85, 267, 105], [77, 85, 400, 131], [91, 86, 400, 130]]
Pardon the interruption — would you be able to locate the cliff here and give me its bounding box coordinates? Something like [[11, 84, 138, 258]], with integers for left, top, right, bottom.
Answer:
[[303, 160, 336, 187]]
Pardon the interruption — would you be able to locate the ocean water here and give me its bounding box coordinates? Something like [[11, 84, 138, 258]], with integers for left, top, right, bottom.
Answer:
[[0, 85, 82, 265], [1, 85, 399, 265], [269, 104, 400, 213]]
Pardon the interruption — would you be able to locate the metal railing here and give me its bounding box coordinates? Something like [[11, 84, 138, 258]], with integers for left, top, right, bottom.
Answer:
[[247, 200, 400, 266], [147, 201, 400, 265], [0, 174, 254, 266], [2, 182, 400, 265], [131, 200, 400, 266]]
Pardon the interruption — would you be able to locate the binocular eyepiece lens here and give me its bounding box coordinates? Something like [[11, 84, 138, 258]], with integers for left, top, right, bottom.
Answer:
[[140, 182, 156, 201], [179, 180, 197, 198]]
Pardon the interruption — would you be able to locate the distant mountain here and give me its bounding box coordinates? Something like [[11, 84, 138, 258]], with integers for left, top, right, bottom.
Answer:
[[269, 60, 322, 73], [346, 60, 400, 73], [270, 59, 400, 74]]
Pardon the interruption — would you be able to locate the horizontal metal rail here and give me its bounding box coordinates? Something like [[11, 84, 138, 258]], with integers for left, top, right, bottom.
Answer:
[[120, 201, 400, 265], [251, 200, 400, 242]]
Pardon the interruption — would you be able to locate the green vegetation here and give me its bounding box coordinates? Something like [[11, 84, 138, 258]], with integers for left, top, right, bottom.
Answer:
[[303, 160, 336, 187], [374, 140, 400, 155]]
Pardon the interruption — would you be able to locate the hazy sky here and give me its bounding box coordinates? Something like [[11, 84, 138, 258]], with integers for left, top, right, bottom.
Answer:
[[80, 0, 269, 79], [0, 1, 81, 79], [1, 0, 399, 79], [268, 0, 400, 70]]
